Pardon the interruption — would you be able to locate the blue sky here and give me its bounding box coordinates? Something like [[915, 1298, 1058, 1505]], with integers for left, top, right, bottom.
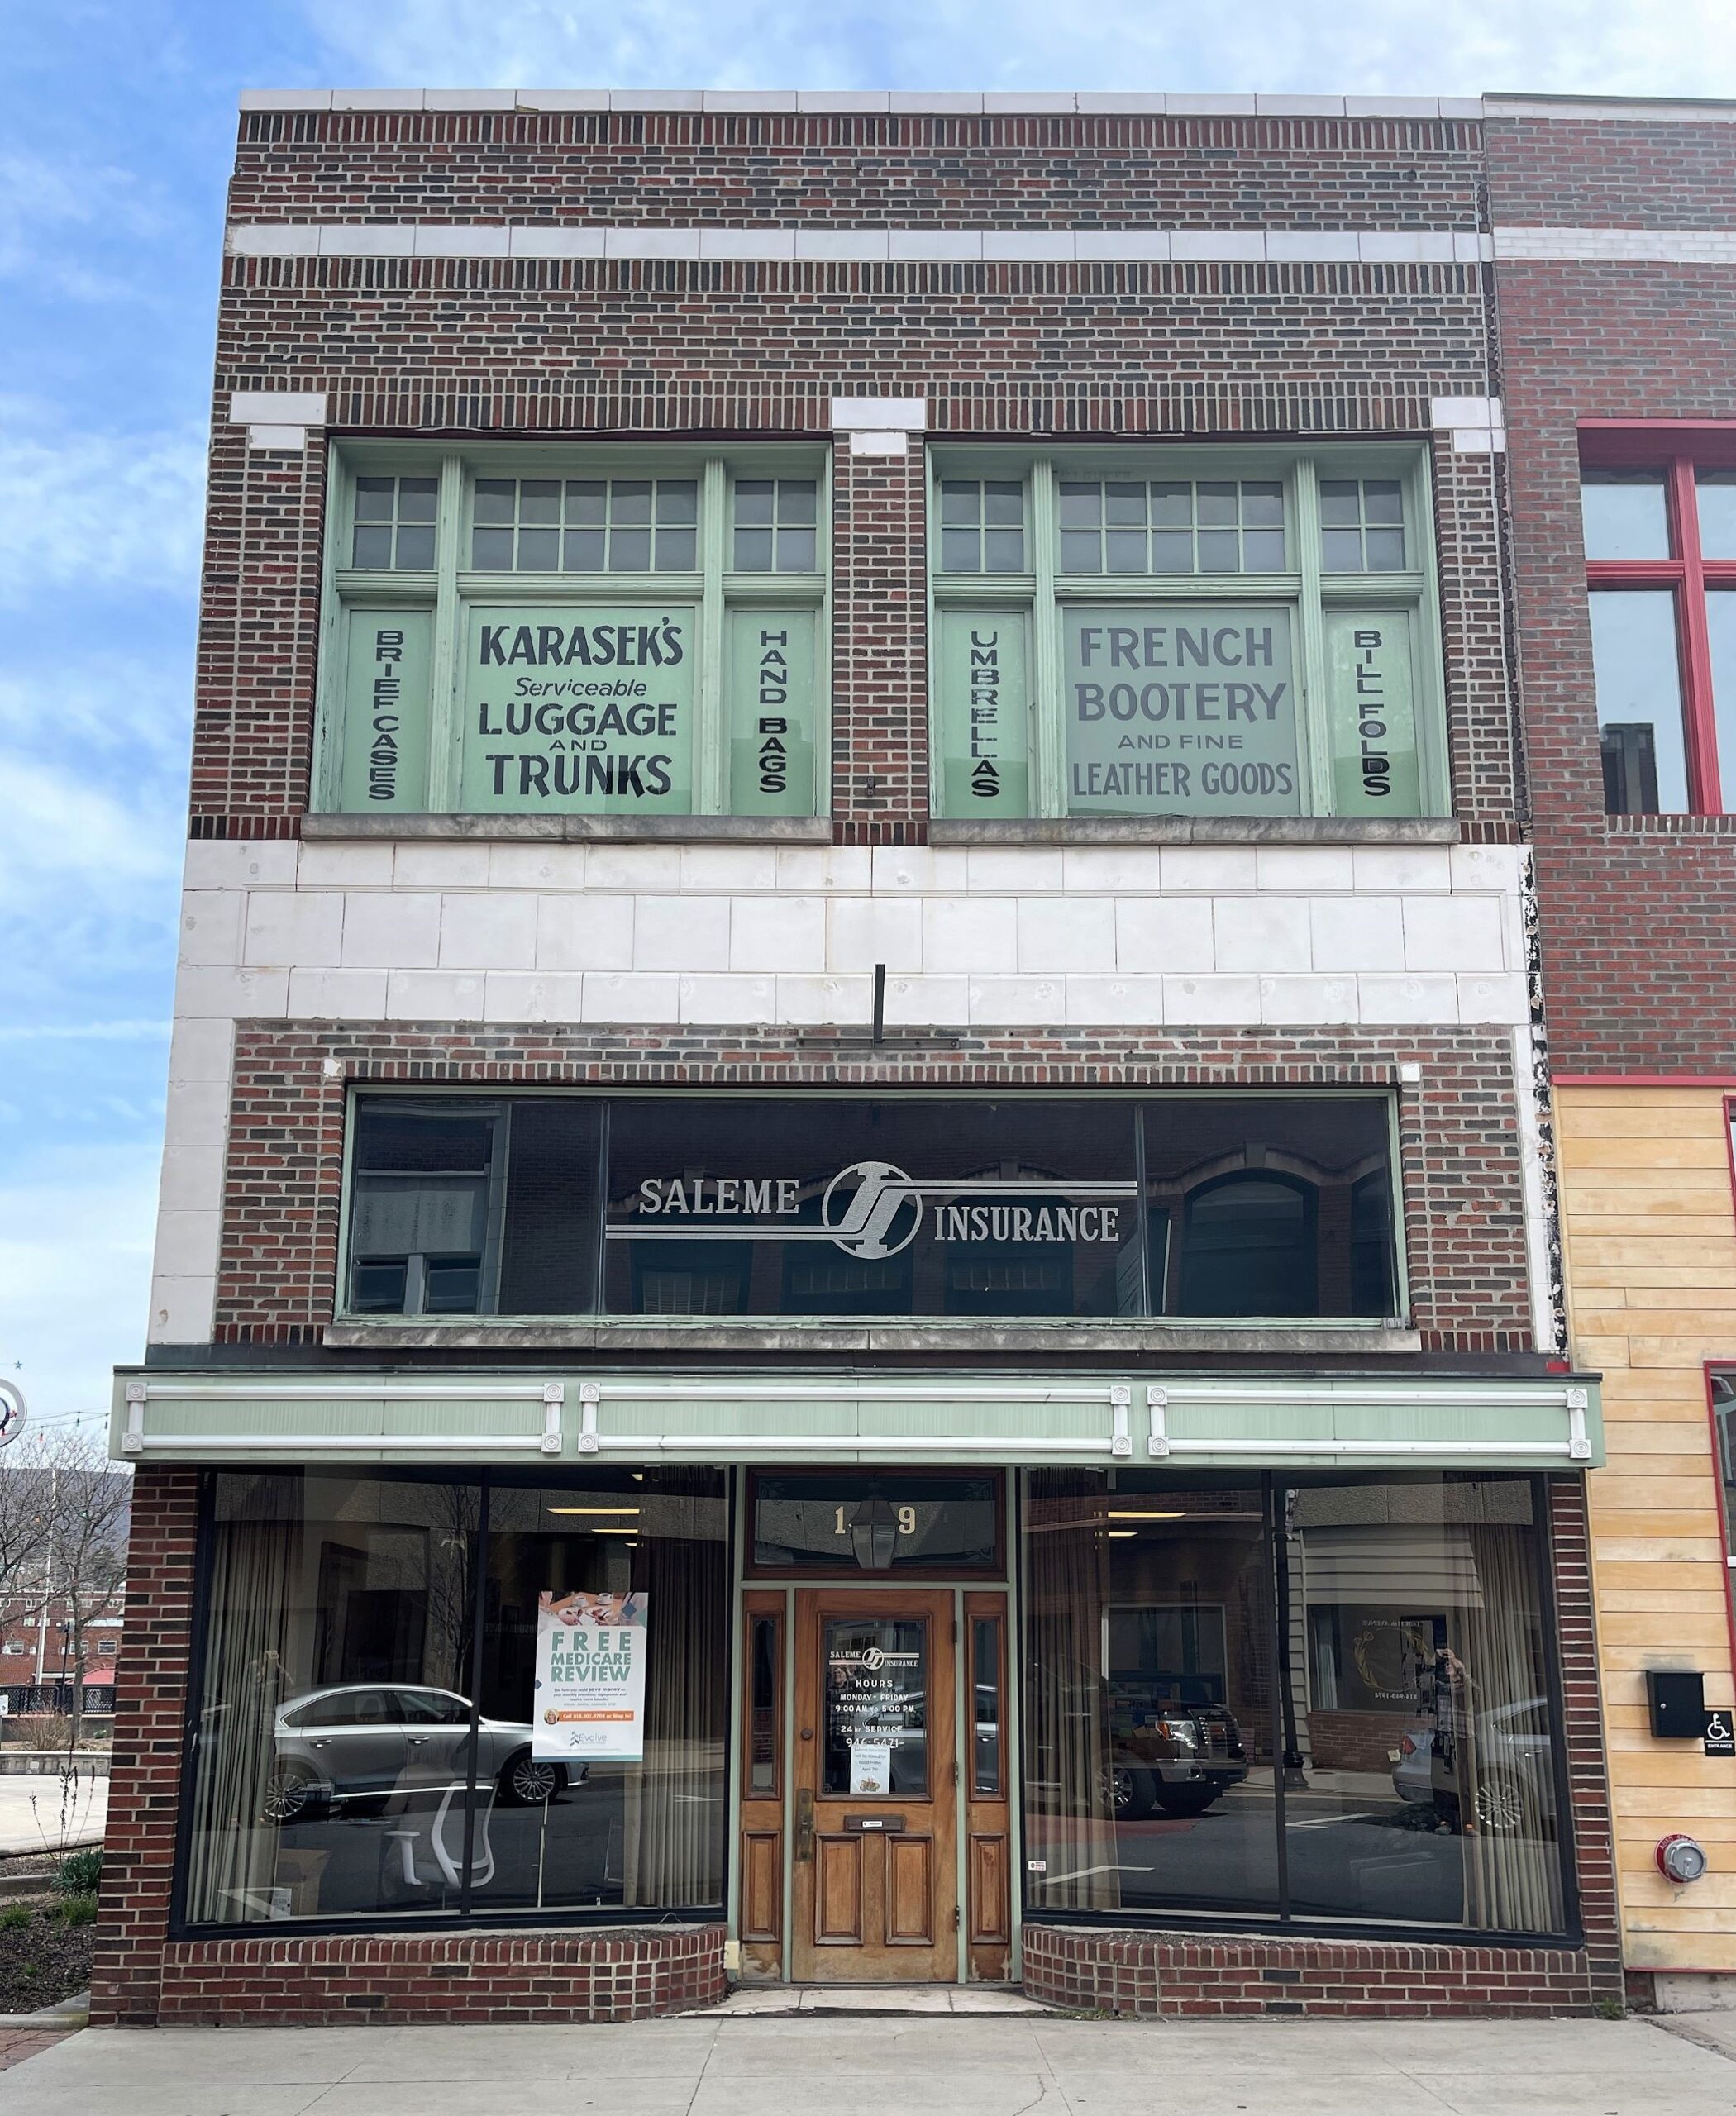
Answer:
[[5, 0, 1736, 1436]]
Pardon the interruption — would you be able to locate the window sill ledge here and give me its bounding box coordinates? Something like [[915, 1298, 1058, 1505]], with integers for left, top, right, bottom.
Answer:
[[301, 813, 835, 842], [928, 817, 1461, 846], [323, 1320, 1422, 1356]]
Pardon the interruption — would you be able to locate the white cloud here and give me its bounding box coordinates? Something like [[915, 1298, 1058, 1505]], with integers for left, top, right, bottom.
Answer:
[[0, 398, 205, 604], [0, 150, 175, 301], [298, 0, 1736, 98], [0, 1140, 160, 1423]]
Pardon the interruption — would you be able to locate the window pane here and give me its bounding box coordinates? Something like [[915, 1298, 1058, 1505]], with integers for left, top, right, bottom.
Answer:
[[1105, 483, 1147, 527], [775, 527, 817, 573], [497, 1100, 603, 1313], [351, 523, 394, 570], [984, 528, 1024, 573], [393, 524, 436, 570], [475, 1472, 728, 1911], [1698, 471, 1736, 560], [612, 480, 652, 525], [656, 481, 698, 523], [972, 1618, 1002, 1795], [1197, 528, 1239, 573], [1319, 480, 1361, 527], [516, 528, 558, 571], [354, 478, 396, 522], [1581, 469, 1669, 560], [1707, 589, 1736, 813], [519, 481, 560, 525], [1363, 479, 1403, 526], [1242, 528, 1285, 572], [473, 479, 516, 524], [1058, 483, 1101, 528], [1196, 481, 1238, 527], [737, 527, 776, 572], [1242, 481, 1284, 526], [563, 527, 605, 571], [1365, 527, 1406, 573], [940, 480, 980, 527], [185, 1472, 479, 1924], [1150, 530, 1191, 574], [398, 479, 439, 522], [983, 481, 1023, 526], [1059, 530, 1099, 572], [1715, 1373, 1736, 1564], [779, 481, 818, 526], [566, 480, 606, 524], [610, 527, 651, 571], [348, 1100, 498, 1318], [1322, 527, 1363, 574], [1106, 529, 1146, 573], [1151, 483, 1191, 527], [470, 527, 513, 570], [1025, 1473, 1277, 1919], [823, 1617, 928, 1795], [735, 479, 775, 526], [1590, 588, 1689, 813], [654, 527, 697, 570], [749, 1616, 780, 1794], [1280, 1475, 1563, 1933]]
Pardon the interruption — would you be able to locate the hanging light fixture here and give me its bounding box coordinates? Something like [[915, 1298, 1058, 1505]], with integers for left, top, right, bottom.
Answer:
[[851, 1494, 899, 1571]]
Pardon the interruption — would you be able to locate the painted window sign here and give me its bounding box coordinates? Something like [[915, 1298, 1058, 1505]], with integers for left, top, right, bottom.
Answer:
[[1325, 612, 1422, 814], [932, 447, 1445, 821], [320, 450, 827, 818], [1064, 606, 1300, 816], [460, 605, 696, 813]]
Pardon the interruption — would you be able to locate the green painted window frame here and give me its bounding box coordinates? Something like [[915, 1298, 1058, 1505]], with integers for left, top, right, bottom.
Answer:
[[927, 442, 1450, 821], [333, 1085, 1410, 1329], [313, 440, 832, 819]]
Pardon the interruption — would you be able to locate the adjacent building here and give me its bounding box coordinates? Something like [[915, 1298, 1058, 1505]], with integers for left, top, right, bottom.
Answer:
[[97, 88, 1626, 2026], [1489, 97, 1736, 2010]]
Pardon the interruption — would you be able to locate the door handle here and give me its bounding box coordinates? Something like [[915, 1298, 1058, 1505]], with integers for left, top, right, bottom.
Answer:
[[795, 1787, 814, 1864], [408, 1736, 429, 1746]]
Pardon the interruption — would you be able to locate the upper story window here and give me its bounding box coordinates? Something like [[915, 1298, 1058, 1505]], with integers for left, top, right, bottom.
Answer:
[[931, 446, 1447, 822], [1582, 435, 1736, 815], [341, 1091, 1403, 1327], [318, 445, 827, 821]]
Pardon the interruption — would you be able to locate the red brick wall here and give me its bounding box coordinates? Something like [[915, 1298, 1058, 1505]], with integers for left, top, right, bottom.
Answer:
[[211, 1022, 1536, 1351], [189, 108, 1518, 842], [1488, 117, 1736, 1072]]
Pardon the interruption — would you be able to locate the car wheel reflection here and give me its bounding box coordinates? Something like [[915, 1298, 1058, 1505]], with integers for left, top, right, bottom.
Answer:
[[260, 1762, 322, 1824], [502, 1754, 562, 1806]]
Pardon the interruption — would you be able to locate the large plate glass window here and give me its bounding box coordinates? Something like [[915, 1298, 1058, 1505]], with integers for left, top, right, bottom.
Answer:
[[931, 445, 1445, 821], [317, 444, 828, 820]]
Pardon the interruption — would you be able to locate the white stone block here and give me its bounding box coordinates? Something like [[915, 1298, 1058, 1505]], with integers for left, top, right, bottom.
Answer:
[[438, 893, 539, 969], [580, 974, 683, 1024], [968, 975, 1066, 1025], [923, 896, 1018, 973], [1162, 975, 1261, 1025], [148, 1276, 216, 1345], [490, 843, 589, 890], [1447, 841, 1523, 894], [482, 971, 589, 1023], [426, 89, 517, 110], [1309, 895, 1406, 973], [731, 894, 827, 973], [184, 839, 298, 890], [394, 842, 492, 889], [159, 1143, 226, 1214], [298, 841, 397, 889], [285, 968, 389, 1018], [796, 91, 892, 112], [153, 1208, 222, 1280], [883, 975, 970, 1027], [1213, 896, 1311, 973], [179, 890, 246, 966], [1063, 976, 1166, 1026], [166, 1017, 235, 1085], [889, 92, 982, 114], [508, 226, 608, 259], [383, 969, 486, 1020], [1266, 231, 1360, 262], [1017, 896, 1116, 973], [1457, 973, 1530, 1025], [163, 1079, 229, 1151], [827, 895, 923, 972], [679, 843, 779, 891], [1351, 844, 1453, 893], [415, 224, 510, 257], [536, 894, 635, 971], [704, 88, 798, 111], [774, 846, 873, 893], [246, 424, 308, 452], [1171, 231, 1266, 262], [1402, 894, 1506, 974], [776, 975, 875, 1025], [228, 225, 320, 256], [1115, 898, 1214, 973], [982, 232, 1077, 261], [1061, 845, 1162, 894], [1357, 974, 1462, 1025], [175, 965, 290, 1018], [984, 92, 1078, 112], [1074, 231, 1172, 261], [680, 974, 775, 1024], [584, 843, 679, 892], [243, 891, 345, 968], [515, 89, 610, 111], [870, 846, 969, 894], [228, 389, 328, 425], [605, 228, 702, 260], [340, 891, 442, 969], [1254, 845, 1355, 894], [319, 226, 418, 257], [610, 90, 704, 111], [795, 230, 891, 260], [1157, 846, 1258, 893], [1260, 975, 1359, 1025], [966, 846, 1065, 893], [632, 894, 730, 972], [850, 430, 906, 456]]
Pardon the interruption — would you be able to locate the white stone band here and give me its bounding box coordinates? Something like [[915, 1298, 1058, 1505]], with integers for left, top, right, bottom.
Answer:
[[239, 89, 1488, 119]]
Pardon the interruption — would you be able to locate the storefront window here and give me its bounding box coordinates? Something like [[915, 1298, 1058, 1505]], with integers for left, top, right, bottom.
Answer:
[[183, 1468, 727, 1928], [1022, 1470, 1567, 1936]]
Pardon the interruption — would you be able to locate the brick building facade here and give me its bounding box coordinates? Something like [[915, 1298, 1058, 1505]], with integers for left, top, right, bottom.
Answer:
[[99, 90, 1621, 2026]]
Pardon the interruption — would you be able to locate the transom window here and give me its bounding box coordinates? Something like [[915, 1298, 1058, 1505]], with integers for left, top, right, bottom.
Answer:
[[320, 446, 827, 820], [931, 446, 1446, 822], [1581, 435, 1736, 816]]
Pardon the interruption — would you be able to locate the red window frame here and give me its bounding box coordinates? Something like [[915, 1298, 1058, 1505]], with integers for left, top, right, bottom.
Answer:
[[1581, 421, 1736, 815]]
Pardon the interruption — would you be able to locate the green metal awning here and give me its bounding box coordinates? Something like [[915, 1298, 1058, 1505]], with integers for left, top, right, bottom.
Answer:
[[113, 1369, 1602, 1472]]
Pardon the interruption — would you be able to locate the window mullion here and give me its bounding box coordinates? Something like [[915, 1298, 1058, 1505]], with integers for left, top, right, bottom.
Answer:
[[697, 458, 728, 813], [1030, 461, 1063, 817], [1293, 458, 1331, 814], [1672, 455, 1723, 812], [427, 453, 466, 812]]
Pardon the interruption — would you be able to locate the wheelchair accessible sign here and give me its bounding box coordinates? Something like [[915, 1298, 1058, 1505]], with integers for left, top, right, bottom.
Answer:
[[533, 1589, 649, 1763]]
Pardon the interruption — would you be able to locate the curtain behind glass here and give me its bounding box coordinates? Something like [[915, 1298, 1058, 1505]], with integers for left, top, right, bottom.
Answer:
[[1023, 1472, 1120, 1911], [184, 1474, 299, 1923], [624, 1470, 728, 1905]]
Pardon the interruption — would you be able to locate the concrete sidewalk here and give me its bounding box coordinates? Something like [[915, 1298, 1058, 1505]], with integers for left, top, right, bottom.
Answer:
[[0, 1771, 106, 1855], [2, 2009, 1734, 2116]]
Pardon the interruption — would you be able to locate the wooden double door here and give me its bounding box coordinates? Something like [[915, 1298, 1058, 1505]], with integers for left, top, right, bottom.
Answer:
[[740, 1586, 1011, 1983]]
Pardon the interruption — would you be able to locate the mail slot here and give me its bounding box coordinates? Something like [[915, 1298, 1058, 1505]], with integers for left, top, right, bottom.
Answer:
[[843, 1813, 907, 1832]]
